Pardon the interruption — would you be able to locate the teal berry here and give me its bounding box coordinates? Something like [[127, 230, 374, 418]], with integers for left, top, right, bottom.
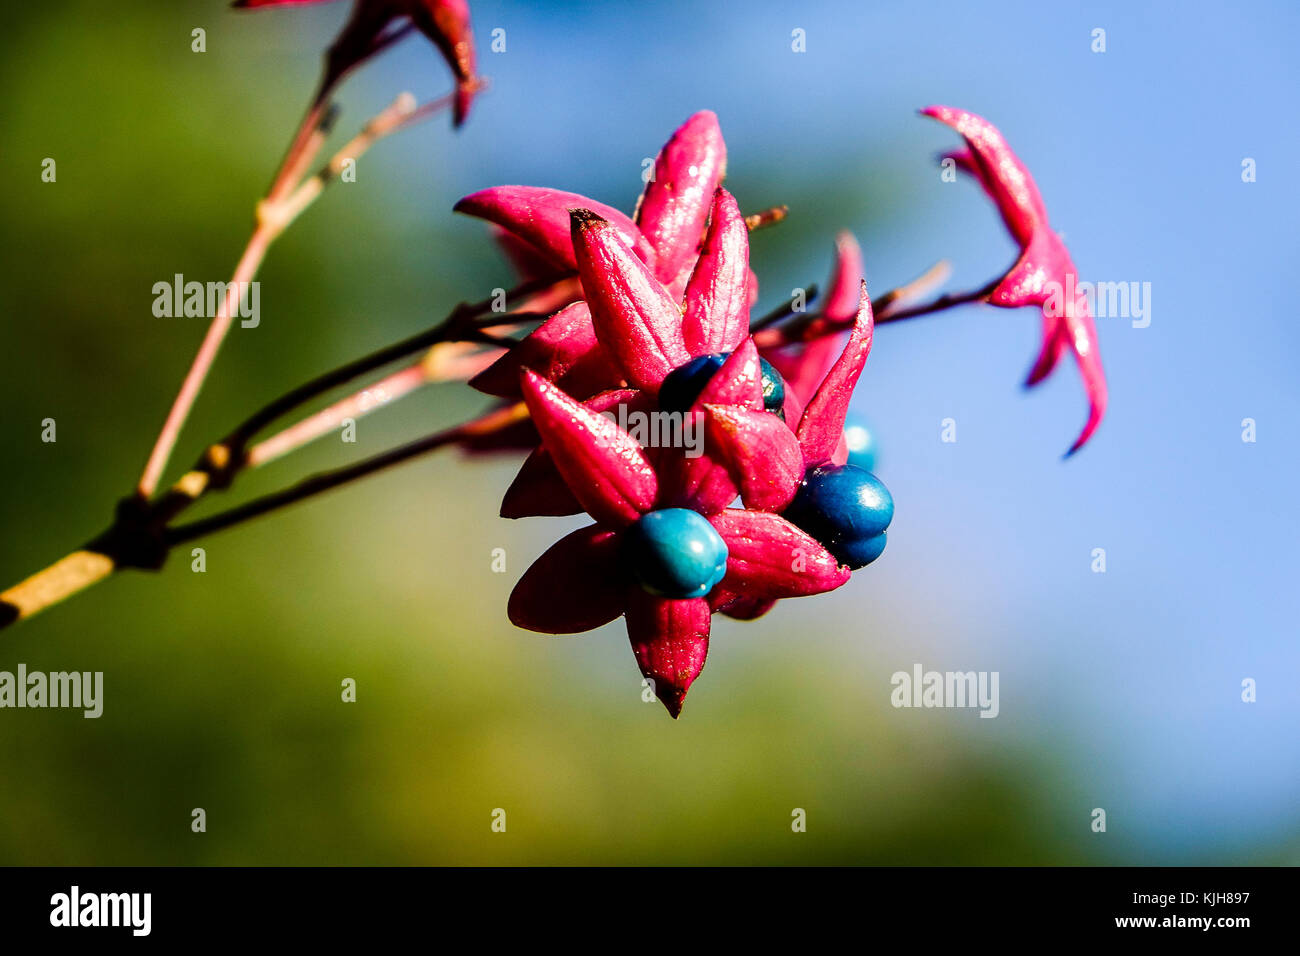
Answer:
[[659, 352, 786, 417], [625, 508, 729, 599], [784, 465, 894, 569], [843, 415, 878, 472]]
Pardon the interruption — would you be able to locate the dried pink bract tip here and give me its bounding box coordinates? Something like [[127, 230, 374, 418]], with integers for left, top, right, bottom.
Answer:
[[235, 0, 480, 125], [921, 105, 1107, 455]]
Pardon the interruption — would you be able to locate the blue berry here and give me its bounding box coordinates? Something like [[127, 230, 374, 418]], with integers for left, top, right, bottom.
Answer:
[[835, 531, 887, 568], [625, 508, 729, 599], [784, 465, 893, 569], [843, 415, 878, 472], [758, 357, 786, 417], [658, 352, 786, 417], [659, 354, 727, 413]]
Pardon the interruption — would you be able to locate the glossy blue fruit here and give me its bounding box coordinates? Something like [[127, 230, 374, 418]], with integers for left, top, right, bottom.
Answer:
[[784, 465, 894, 569], [757, 357, 786, 417], [658, 352, 786, 416], [836, 531, 887, 568], [843, 415, 878, 472], [625, 508, 729, 599], [659, 354, 726, 413]]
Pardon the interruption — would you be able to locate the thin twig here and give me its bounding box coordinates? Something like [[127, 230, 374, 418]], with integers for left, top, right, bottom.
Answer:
[[263, 21, 416, 204], [749, 284, 819, 332], [745, 205, 789, 231], [165, 403, 528, 547], [134, 92, 450, 501], [0, 401, 528, 631], [244, 362, 431, 468], [222, 274, 561, 451], [874, 278, 998, 324]]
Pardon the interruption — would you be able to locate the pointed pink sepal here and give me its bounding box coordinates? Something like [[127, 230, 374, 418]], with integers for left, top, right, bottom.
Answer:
[[709, 509, 850, 600], [470, 302, 622, 399], [796, 282, 874, 466], [703, 405, 802, 512], [635, 111, 728, 283], [571, 209, 690, 392], [499, 445, 582, 518], [508, 525, 625, 633], [822, 230, 865, 323], [408, 0, 479, 127], [1061, 293, 1108, 456], [921, 105, 1048, 246], [455, 186, 654, 272], [519, 370, 657, 527], [681, 188, 750, 357], [501, 388, 648, 518], [624, 587, 711, 718]]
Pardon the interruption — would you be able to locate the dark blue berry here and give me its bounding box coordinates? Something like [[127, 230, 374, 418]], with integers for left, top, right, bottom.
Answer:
[[835, 531, 887, 568], [658, 352, 787, 417], [758, 357, 786, 417], [659, 354, 727, 413], [784, 464, 893, 569], [625, 508, 729, 599]]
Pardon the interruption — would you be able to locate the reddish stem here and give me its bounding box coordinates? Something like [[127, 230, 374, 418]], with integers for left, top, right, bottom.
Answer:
[[136, 226, 274, 499]]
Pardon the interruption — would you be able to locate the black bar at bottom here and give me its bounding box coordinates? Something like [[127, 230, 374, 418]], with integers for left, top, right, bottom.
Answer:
[[0, 866, 1288, 940]]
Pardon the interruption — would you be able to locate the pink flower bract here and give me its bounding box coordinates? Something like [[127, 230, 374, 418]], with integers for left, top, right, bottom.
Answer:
[[922, 105, 1108, 455]]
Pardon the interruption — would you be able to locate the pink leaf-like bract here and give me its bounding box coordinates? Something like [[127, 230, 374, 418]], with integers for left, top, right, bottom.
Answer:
[[508, 525, 625, 633], [571, 208, 690, 392], [703, 405, 803, 512], [237, 0, 480, 126], [635, 111, 728, 283], [694, 337, 763, 410], [923, 105, 1107, 455], [500, 388, 647, 519], [499, 445, 582, 518], [714, 594, 777, 621], [624, 587, 711, 718], [408, 0, 478, 126], [796, 282, 874, 466], [681, 188, 750, 357], [455, 187, 654, 272], [921, 106, 1047, 247], [470, 302, 621, 400], [519, 370, 657, 527], [820, 231, 866, 323], [709, 509, 850, 600]]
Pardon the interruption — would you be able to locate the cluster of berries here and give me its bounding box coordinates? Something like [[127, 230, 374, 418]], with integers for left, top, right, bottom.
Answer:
[[455, 113, 898, 716]]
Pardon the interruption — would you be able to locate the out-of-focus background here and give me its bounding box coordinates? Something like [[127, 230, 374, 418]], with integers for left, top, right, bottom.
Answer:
[[1, 0, 1296, 865]]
